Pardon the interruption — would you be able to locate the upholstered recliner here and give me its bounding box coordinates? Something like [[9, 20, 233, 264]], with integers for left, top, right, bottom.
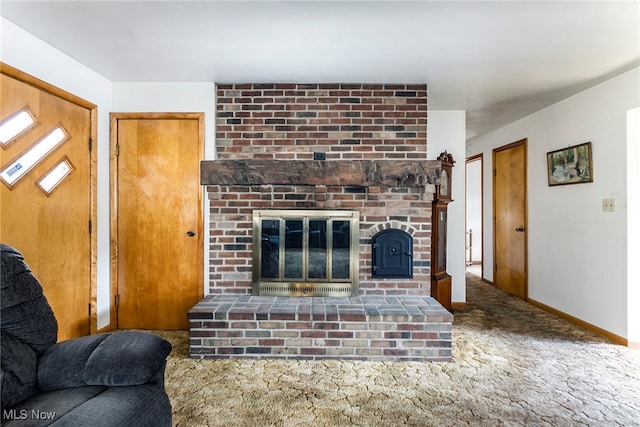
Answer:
[[1, 244, 172, 426]]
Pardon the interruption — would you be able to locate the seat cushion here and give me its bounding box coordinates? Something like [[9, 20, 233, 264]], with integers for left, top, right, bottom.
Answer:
[[2, 385, 171, 427], [48, 385, 171, 427], [1, 385, 107, 426]]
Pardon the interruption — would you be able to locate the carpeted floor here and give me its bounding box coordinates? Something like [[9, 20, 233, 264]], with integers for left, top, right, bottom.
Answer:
[[158, 274, 640, 426]]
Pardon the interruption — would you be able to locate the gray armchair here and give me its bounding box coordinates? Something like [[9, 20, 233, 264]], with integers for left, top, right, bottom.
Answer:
[[1, 244, 172, 426]]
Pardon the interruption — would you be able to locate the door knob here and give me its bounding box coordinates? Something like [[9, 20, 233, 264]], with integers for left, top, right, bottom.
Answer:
[[186, 230, 196, 237], [515, 227, 525, 232]]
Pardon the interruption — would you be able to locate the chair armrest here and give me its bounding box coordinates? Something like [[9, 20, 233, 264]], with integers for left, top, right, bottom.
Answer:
[[37, 331, 171, 391], [84, 331, 172, 386], [37, 334, 110, 390]]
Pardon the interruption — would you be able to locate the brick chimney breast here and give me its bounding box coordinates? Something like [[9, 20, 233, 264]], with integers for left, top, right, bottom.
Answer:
[[207, 83, 434, 296]]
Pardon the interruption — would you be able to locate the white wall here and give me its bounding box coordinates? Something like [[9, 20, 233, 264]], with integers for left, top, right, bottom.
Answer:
[[467, 67, 640, 339], [1, 17, 114, 329], [428, 111, 466, 304]]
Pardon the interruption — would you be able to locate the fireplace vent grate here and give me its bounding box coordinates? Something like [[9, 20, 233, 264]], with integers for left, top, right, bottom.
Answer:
[[257, 282, 352, 297]]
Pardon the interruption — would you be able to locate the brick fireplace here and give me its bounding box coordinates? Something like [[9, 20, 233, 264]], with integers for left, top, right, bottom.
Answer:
[[189, 83, 453, 361]]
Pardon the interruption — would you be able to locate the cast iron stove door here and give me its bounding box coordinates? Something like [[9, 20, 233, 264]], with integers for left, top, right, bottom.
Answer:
[[372, 229, 413, 278]]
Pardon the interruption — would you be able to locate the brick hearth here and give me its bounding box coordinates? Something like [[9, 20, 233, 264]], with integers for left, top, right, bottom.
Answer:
[[189, 295, 453, 361]]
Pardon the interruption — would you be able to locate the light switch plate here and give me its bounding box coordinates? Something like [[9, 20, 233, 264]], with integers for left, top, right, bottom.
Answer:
[[602, 198, 616, 212]]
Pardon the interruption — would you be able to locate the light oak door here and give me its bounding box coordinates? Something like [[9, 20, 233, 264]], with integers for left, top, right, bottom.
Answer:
[[493, 139, 527, 299], [1, 67, 94, 340], [112, 114, 203, 330]]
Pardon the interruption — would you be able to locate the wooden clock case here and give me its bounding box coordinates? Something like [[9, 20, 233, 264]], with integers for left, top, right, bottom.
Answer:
[[430, 152, 455, 311]]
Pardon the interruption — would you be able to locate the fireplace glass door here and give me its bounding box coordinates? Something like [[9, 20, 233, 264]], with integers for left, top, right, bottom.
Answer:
[[253, 210, 359, 297]]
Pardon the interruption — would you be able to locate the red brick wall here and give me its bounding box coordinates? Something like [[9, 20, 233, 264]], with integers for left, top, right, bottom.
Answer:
[[216, 83, 427, 160], [208, 83, 432, 296]]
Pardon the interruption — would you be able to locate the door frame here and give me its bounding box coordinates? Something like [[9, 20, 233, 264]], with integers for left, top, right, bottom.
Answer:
[[1, 62, 99, 333], [109, 112, 204, 329], [492, 138, 528, 298], [465, 153, 483, 279]]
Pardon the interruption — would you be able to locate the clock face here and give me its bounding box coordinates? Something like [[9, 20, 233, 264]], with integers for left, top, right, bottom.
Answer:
[[440, 169, 449, 197]]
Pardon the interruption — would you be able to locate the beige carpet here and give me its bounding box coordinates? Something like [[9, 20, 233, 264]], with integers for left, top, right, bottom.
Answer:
[[158, 274, 640, 426]]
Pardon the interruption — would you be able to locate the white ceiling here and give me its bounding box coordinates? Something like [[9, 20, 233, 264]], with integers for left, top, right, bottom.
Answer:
[[1, 1, 638, 139]]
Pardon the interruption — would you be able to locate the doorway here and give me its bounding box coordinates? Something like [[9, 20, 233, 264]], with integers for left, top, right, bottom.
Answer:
[[110, 113, 204, 330], [1, 63, 96, 340], [465, 154, 483, 279], [493, 139, 528, 299]]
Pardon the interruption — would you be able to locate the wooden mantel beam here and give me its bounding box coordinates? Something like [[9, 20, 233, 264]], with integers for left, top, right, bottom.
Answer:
[[201, 159, 442, 188]]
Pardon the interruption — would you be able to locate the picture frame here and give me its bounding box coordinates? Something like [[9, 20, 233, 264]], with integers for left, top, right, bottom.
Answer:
[[546, 142, 593, 186]]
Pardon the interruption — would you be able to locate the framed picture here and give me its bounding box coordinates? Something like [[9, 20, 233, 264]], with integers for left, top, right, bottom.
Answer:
[[547, 142, 593, 186]]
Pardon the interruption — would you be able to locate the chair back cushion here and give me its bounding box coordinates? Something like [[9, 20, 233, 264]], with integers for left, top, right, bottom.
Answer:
[[1, 244, 58, 409]]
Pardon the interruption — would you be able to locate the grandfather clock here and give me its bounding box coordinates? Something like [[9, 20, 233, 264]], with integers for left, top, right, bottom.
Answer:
[[431, 151, 455, 311]]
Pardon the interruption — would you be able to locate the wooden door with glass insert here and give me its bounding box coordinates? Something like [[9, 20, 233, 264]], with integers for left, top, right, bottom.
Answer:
[[493, 139, 527, 299], [1, 66, 94, 340], [112, 114, 203, 330]]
